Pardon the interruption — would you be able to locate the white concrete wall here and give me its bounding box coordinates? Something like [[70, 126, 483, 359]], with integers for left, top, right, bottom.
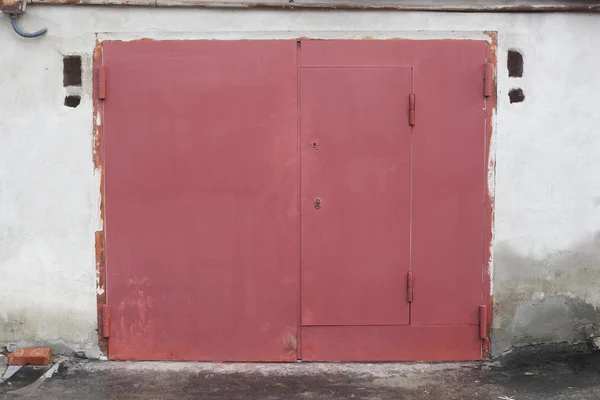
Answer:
[[1, 6, 599, 357]]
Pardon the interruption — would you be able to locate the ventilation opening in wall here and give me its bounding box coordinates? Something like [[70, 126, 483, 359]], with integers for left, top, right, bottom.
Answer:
[[63, 55, 82, 109], [63, 56, 82, 87], [507, 50, 523, 78], [509, 88, 525, 104], [65, 95, 81, 108]]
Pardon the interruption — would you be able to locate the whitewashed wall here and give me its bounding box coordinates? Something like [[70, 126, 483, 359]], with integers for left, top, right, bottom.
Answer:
[[1, 7, 599, 357]]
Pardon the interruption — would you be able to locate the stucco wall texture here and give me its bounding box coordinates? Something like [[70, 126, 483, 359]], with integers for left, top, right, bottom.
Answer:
[[1, 6, 599, 358]]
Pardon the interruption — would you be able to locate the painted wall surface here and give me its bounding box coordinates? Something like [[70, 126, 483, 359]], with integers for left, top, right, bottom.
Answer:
[[1, 6, 599, 358]]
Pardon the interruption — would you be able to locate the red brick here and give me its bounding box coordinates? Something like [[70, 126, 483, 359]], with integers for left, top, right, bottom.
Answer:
[[7, 347, 52, 366]]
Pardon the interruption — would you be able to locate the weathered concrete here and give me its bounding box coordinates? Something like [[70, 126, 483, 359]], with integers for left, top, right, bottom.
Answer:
[[2, 346, 600, 399], [0, 356, 6, 377], [494, 238, 600, 354], [1, 6, 600, 358]]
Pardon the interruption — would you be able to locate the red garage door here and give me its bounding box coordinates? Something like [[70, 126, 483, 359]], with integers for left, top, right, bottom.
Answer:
[[100, 39, 491, 361]]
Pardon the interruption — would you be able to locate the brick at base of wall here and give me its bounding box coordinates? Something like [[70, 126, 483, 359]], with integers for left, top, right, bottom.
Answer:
[[7, 348, 52, 366]]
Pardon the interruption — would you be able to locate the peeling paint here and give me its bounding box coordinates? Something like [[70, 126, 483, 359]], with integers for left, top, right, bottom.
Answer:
[[95, 267, 105, 296], [92, 39, 108, 356], [487, 112, 497, 297], [480, 30, 497, 359]]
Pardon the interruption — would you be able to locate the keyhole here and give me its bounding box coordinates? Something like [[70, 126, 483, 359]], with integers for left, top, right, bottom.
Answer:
[[311, 140, 318, 149], [314, 198, 322, 209]]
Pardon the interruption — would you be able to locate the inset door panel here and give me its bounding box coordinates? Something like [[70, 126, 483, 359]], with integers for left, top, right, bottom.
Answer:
[[300, 67, 412, 326]]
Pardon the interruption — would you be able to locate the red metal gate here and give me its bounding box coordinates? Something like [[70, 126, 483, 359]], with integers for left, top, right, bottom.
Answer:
[[99, 39, 492, 362]]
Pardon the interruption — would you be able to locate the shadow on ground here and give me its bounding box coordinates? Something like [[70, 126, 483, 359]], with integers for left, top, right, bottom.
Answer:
[[2, 344, 600, 399]]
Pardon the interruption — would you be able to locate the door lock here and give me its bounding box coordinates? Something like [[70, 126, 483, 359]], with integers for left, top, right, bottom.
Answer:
[[314, 198, 322, 209]]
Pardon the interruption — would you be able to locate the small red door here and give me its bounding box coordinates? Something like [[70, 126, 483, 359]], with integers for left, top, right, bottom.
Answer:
[[300, 66, 412, 327], [103, 41, 299, 361]]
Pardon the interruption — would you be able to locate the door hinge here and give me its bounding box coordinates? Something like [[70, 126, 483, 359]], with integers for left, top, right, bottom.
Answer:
[[409, 93, 416, 126], [101, 304, 111, 338], [483, 63, 493, 98], [98, 65, 107, 100], [479, 305, 488, 340], [407, 272, 414, 303]]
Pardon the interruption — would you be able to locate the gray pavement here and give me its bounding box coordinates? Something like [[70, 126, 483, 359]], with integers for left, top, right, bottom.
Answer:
[[2, 344, 600, 399]]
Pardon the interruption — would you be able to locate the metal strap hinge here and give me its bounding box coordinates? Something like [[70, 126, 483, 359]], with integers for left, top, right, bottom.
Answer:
[[101, 304, 111, 338], [483, 63, 493, 98], [98, 66, 107, 100], [407, 272, 414, 303], [479, 305, 488, 340], [409, 93, 416, 126]]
